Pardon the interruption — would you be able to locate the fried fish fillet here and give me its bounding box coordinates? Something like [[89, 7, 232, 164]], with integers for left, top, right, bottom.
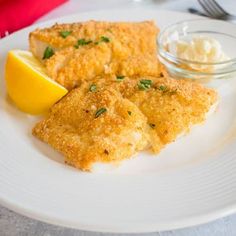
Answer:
[[87, 75, 218, 152], [29, 21, 161, 90], [33, 83, 150, 171], [33, 75, 217, 171]]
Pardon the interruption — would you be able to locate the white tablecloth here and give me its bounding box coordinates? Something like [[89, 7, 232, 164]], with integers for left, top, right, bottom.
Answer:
[[1, 0, 236, 235]]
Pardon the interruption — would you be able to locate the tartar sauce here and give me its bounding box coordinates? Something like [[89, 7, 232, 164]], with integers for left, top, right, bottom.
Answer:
[[167, 36, 230, 70]]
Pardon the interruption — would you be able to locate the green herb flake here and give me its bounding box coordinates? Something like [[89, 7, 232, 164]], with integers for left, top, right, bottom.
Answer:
[[141, 79, 152, 85], [95, 107, 107, 118], [159, 85, 167, 91], [74, 38, 92, 48], [60, 31, 72, 38], [138, 79, 152, 90], [94, 36, 110, 45], [100, 36, 110, 43], [43, 46, 54, 59], [138, 83, 147, 90], [116, 75, 125, 81], [89, 84, 97, 92], [149, 123, 156, 129], [128, 111, 132, 116]]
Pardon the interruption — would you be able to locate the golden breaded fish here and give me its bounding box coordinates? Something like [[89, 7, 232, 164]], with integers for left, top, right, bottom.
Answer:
[[33, 83, 150, 171], [87, 75, 218, 152], [33, 75, 217, 171], [29, 21, 161, 90]]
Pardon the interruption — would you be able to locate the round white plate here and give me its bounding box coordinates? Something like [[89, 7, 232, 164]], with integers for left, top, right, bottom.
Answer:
[[1, 9, 236, 233]]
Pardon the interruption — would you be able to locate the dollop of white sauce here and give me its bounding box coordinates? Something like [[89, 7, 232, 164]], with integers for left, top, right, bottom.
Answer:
[[168, 36, 230, 70]]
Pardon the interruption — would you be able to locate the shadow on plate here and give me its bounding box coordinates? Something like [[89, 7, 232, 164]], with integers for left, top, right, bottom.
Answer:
[[30, 137, 65, 164]]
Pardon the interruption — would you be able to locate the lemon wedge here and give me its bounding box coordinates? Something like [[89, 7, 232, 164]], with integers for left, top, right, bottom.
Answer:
[[5, 50, 68, 115]]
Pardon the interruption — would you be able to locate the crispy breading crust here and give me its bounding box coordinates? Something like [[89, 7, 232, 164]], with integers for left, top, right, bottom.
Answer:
[[87, 75, 218, 151], [29, 21, 161, 90], [33, 83, 150, 171], [30, 21, 158, 52], [33, 75, 217, 171]]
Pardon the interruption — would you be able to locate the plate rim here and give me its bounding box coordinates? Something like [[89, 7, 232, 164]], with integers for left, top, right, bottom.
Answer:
[[1, 192, 236, 233]]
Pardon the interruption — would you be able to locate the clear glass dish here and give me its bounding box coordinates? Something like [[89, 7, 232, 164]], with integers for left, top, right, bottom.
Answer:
[[157, 19, 236, 81]]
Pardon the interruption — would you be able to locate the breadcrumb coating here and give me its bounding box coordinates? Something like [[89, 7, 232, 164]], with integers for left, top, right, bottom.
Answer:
[[33, 83, 150, 171], [33, 75, 217, 171], [88, 75, 218, 152], [29, 21, 161, 90]]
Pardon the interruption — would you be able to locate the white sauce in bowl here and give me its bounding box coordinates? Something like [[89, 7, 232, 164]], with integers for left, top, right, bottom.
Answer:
[[167, 36, 230, 70]]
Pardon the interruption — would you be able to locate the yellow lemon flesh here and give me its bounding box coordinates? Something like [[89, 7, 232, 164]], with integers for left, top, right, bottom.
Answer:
[[5, 50, 68, 115]]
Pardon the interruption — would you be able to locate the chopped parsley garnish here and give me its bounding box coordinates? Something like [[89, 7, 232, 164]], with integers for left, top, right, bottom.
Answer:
[[95, 36, 110, 45], [43, 47, 54, 59], [95, 107, 107, 118], [149, 123, 156, 129], [128, 111, 132, 116], [78, 39, 92, 45], [138, 83, 146, 90], [116, 75, 125, 81], [89, 84, 97, 92], [159, 85, 167, 91], [138, 79, 152, 90], [74, 38, 92, 48], [60, 31, 72, 38], [101, 36, 110, 42], [141, 79, 152, 85]]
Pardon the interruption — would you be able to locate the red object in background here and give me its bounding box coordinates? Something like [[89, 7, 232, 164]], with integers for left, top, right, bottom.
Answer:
[[0, 0, 68, 37]]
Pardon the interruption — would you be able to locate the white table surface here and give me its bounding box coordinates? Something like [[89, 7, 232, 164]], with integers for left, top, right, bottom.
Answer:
[[1, 0, 236, 235]]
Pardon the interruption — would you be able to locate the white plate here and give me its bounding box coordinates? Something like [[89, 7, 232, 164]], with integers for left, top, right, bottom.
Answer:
[[1, 9, 236, 233]]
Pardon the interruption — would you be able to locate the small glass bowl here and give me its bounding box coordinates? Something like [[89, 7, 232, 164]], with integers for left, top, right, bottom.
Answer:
[[157, 19, 236, 82]]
